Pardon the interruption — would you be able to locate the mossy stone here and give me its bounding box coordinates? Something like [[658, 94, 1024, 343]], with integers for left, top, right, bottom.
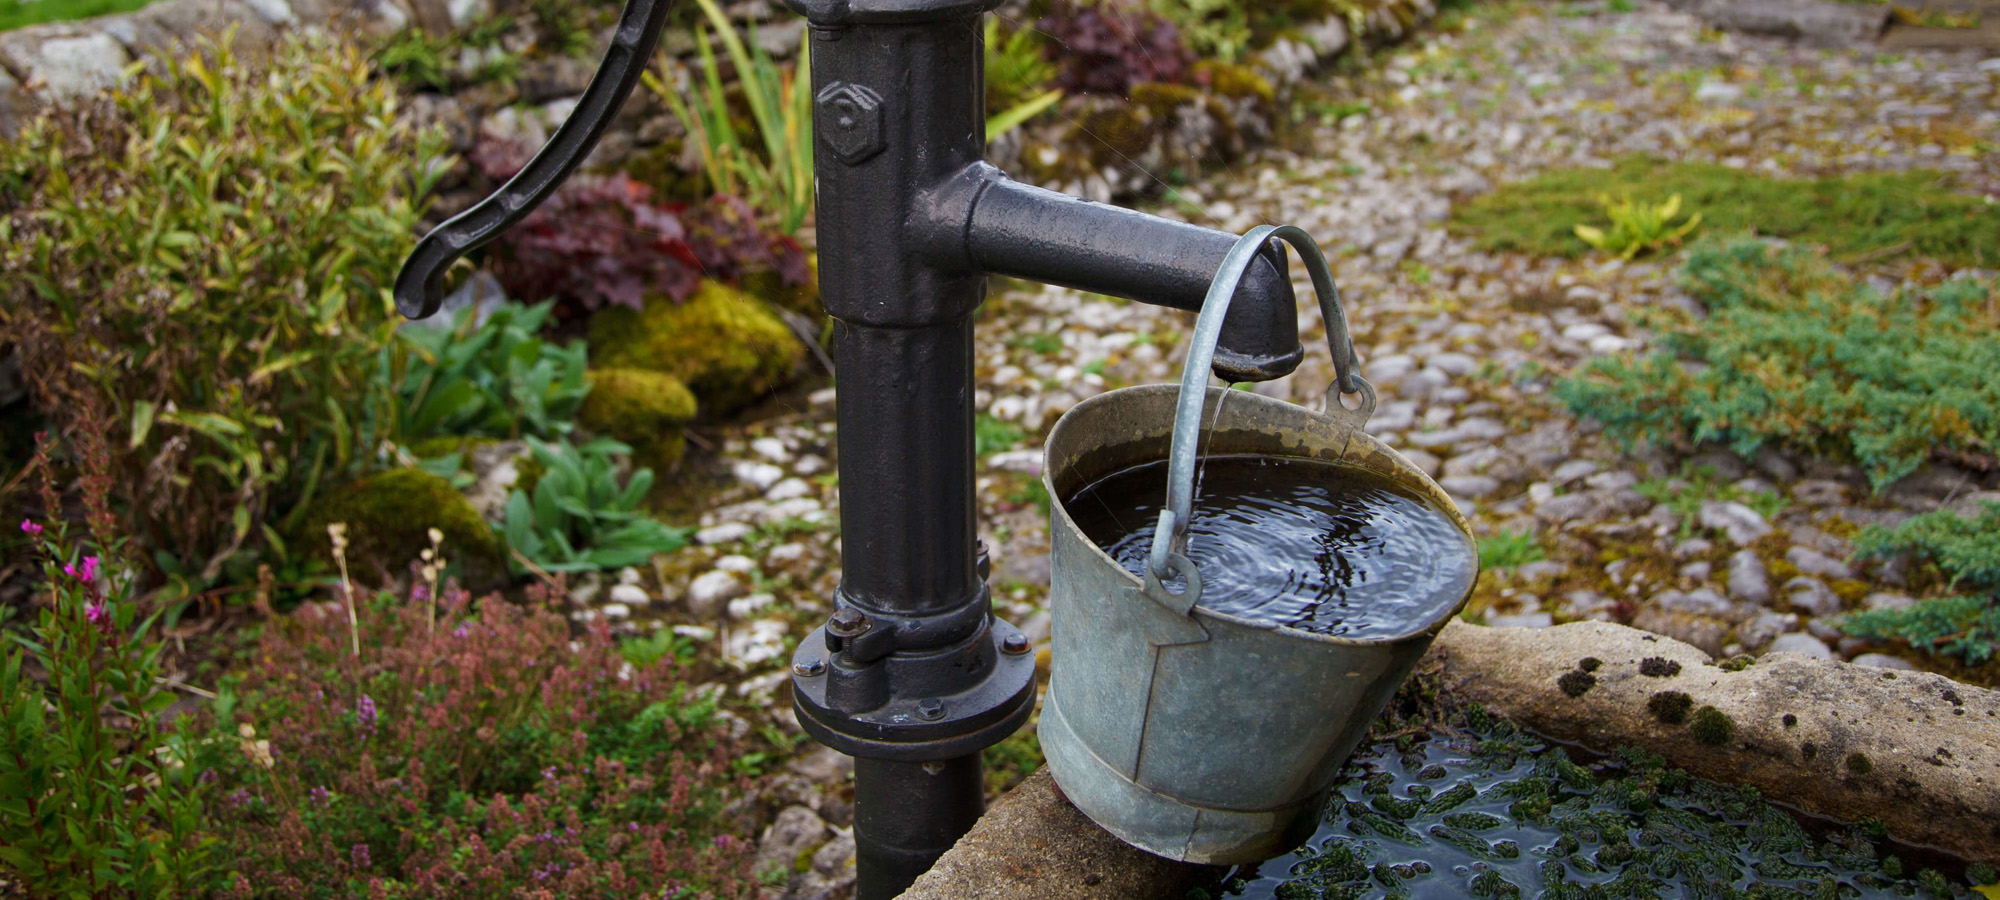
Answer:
[[577, 367, 697, 470], [588, 280, 804, 416], [1193, 60, 1275, 105], [292, 467, 506, 590]]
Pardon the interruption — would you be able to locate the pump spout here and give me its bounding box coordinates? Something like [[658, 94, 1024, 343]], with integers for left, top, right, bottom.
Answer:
[[954, 174, 1304, 383]]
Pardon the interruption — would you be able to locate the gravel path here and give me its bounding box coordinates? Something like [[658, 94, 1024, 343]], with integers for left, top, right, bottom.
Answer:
[[588, 6, 1999, 896]]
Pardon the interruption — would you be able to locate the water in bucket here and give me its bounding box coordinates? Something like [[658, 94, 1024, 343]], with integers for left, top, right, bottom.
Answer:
[[1063, 453, 1476, 637]]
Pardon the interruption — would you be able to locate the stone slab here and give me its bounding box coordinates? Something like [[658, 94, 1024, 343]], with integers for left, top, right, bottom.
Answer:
[[0, 27, 133, 101]]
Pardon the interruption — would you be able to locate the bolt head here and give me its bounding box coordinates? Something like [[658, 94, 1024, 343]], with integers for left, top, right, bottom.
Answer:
[[815, 82, 885, 165], [916, 697, 946, 720], [793, 659, 826, 677], [1001, 633, 1030, 655], [829, 607, 871, 637]]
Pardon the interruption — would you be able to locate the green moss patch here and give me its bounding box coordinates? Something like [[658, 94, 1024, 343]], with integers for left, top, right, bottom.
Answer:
[[1558, 669, 1598, 698], [578, 368, 698, 471], [1639, 656, 1683, 678], [1648, 690, 1693, 725], [588, 280, 803, 416], [292, 467, 506, 589], [1450, 157, 1999, 268], [1689, 705, 1736, 745]]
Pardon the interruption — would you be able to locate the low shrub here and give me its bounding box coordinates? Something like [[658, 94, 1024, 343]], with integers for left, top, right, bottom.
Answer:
[[201, 583, 754, 898], [474, 139, 809, 314], [1451, 158, 1999, 268], [502, 437, 694, 574], [1840, 501, 2000, 664], [291, 467, 508, 588], [588, 280, 804, 414], [1, 519, 222, 899], [1039, 0, 1194, 95], [1556, 238, 2000, 488], [0, 32, 446, 594]]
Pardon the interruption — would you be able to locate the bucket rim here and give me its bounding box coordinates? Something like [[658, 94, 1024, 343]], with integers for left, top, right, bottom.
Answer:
[[1042, 383, 1478, 649]]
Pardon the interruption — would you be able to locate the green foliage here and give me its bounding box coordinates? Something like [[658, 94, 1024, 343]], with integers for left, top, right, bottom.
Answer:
[[1452, 157, 1999, 268], [985, 16, 1061, 132], [1633, 464, 1786, 539], [0, 0, 162, 32], [0, 33, 446, 592], [203, 584, 753, 897], [643, 0, 814, 233], [1572, 192, 1703, 259], [1, 526, 221, 898], [502, 437, 694, 573], [975, 413, 1028, 457], [1556, 238, 2000, 488], [1839, 502, 2000, 664], [388, 301, 591, 445], [1477, 529, 1545, 570]]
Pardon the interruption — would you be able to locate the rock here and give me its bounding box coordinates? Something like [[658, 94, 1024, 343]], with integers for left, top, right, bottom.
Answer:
[[811, 826, 857, 881], [898, 769, 1214, 900], [766, 478, 813, 502], [1549, 459, 1599, 484], [686, 570, 748, 618], [1736, 610, 1797, 649], [715, 554, 758, 573], [727, 592, 776, 620], [1726, 550, 1771, 605], [1632, 604, 1729, 656], [1766, 632, 1833, 660], [599, 602, 632, 620], [0, 30, 131, 101], [754, 806, 829, 881], [1429, 620, 2000, 865], [516, 55, 593, 104], [1851, 653, 1916, 670], [1678, 561, 1712, 582], [1697, 500, 1773, 545], [0, 65, 31, 140], [1486, 611, 1554, 628], [1427, 351, 1478, 377], [1783, 576, 1842, 618], [732, 460, 786, 492], [1863, 592, 1915, 612], [1672, 538, 1715, 560], [609, 583, 650, 606], [697, 522, 755, 546], [1752, 447, 1800, 482], [787, 747, 855, 783], [1439, 474, 1501, 499], [1559, 590, 1616, 621], [1398, 448, 1442, 477], [725, 618, 791, 668], [1533, 493, 1602, 526], [1790, 479, 1849, 507], [1690, 0, 1890, 46], [1785, 545, 1854, 580], [766, 542, 811, 573]]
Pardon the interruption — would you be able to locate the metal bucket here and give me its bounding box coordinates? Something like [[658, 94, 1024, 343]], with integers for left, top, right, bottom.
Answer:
[[1038, 226, 1478, 864]]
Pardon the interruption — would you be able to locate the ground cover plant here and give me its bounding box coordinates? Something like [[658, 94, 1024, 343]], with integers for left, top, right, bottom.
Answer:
[[1451, 158, 1998, 268], [200, 578, 754, 898], [1556, 237, 2000, 488], [0, 32, 446, 597], [1840, 501, 2000, 665]]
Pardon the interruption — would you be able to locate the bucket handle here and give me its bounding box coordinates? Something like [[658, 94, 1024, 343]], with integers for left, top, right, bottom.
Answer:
[[1146, 225, 1376, 585]]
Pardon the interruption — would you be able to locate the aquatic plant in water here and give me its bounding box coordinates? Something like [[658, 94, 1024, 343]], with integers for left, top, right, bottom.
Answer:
[[1231, 707, 1981, 899]]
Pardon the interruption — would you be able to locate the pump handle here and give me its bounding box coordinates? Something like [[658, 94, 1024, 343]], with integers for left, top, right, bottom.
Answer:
[[393, 0, 680, 319]]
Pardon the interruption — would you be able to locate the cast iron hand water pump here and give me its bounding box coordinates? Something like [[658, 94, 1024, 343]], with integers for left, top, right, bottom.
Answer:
[[394, 0, 1314, 895]]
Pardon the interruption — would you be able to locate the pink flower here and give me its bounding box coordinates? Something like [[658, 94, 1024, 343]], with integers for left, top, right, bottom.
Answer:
[[85, 600, 116, 638], [19, 519, 41, 536], [63, 555, 98, 583]]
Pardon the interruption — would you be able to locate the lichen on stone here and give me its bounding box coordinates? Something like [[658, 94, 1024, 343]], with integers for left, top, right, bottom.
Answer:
[[1557, 669, 1596, 698]]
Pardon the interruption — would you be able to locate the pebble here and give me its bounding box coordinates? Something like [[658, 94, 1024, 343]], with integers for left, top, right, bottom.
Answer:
[[1549, 459, 1599, 485], [766, 478, 813, 502], [1851, 653, 1916, 671], [1672, 538, 1714, 560], [732, 460, 786, 491], [686, 570, 748, 619], [1790, 479, 1849, 506], [1766, 632, 1833, 660], [1439, 474, 1502, 499], [600, 602, 632, 620], [728, 592, 777, 620], [751, 437, 790, 463], [1486, 611, 1554, 628], [1785, 546, 1854, 580], [609, 583, 650, 605], [1783, 576, 1843, 618], [754, 806, 830, 877], [725, 619, 791, 667], [696, 522, 756, 545], [1726, 550, 1771, 605], [617, 566, 643, 585], [1863, 592, 1916, 612], [1698, 500, 1774, 545], [715, 554, 758, 572]]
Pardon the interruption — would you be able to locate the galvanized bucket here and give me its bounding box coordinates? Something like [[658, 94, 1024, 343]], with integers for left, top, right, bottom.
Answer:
[[1038, 225, 1478, 864]]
